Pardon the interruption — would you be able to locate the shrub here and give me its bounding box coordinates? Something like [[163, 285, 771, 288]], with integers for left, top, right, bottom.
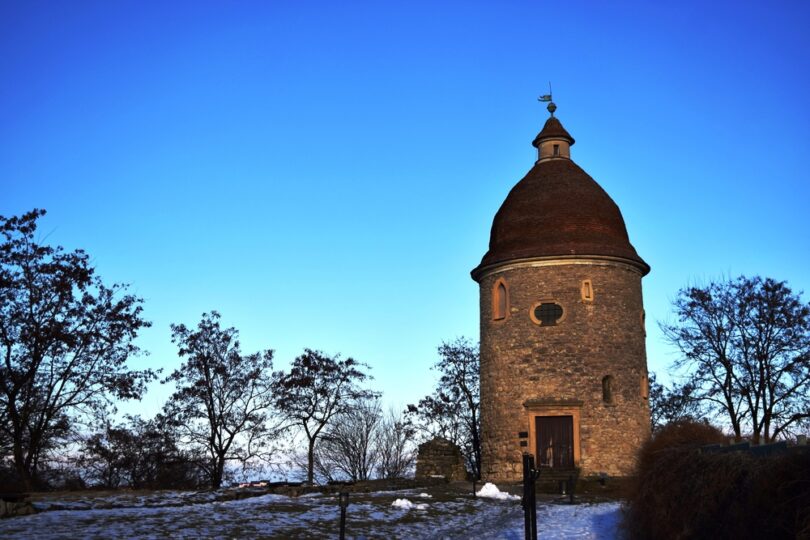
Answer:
[[624, 421, 810, 539]]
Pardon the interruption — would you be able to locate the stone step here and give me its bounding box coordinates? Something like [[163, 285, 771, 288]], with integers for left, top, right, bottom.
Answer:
[[533, 469, 580, 494], [534, 468, 578, 480]]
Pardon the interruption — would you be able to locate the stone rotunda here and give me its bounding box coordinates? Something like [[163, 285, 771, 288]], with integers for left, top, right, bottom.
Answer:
[[471, 102, 651, 481]]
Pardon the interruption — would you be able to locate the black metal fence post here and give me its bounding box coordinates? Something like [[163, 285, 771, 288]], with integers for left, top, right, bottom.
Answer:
[[522, 454, 530, 539], [530, 458, 538, 540], [338, 492, 349, 540], [522, 453, 539, 540]]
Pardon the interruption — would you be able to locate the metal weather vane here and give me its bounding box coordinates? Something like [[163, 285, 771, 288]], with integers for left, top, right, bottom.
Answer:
[[538, 82, 553, 102], [538, 83, 555, 116]]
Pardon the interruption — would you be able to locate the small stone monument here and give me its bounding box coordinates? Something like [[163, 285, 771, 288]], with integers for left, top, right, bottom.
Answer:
[[414, 438, 468, 481]]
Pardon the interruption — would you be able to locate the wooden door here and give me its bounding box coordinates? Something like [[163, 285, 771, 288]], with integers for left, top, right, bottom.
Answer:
[[536, 416, 574, 468]]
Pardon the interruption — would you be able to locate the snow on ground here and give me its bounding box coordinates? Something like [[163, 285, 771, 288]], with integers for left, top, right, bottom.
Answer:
[[0, 488, 623, 539], [391, 498, 429, 510], [30, 489, 227, 512], [533, 502, 623, 540], [476, 482, 521, 501]]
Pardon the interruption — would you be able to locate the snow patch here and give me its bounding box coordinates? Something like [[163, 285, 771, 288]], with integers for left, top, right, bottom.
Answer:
[[476, 482, 521, 501], [391, 498, 428, 510], [4, 488, 622, 539], [533, 502, 623, 539], [418, 492, 432, 498]]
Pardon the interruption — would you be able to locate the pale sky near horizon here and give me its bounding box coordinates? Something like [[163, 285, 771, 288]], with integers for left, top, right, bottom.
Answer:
[[2, 1, 809, 419]]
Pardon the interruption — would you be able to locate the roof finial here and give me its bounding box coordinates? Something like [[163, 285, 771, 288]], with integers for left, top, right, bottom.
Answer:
[[537, 82, 555, 117]]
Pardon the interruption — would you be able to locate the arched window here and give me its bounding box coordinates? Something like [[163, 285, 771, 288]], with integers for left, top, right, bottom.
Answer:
[[493, 279, 509, 320], [602, 375, 614, 404]]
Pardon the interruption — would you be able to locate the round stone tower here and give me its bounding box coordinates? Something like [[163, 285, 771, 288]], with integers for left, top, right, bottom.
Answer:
[[471, 103, 651, 482]]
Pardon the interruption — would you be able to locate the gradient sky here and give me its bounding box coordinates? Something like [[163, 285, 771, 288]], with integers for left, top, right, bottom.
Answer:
[[2, 1, 809, 419]]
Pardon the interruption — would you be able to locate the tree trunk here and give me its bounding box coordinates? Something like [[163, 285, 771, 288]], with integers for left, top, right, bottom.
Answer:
[[731, 420, 742, 442], [15, 460, 34, 491], [472, 424, 482, 480], [211, 456, 224, 489], [723, 386, 742, 441], [13, 439, 34, 491], [763, 410, 772, 443], [307, 438, 315, 485]]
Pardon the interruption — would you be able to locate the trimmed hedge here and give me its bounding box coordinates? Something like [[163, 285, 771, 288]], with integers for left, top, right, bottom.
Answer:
[[624, 421, 810, 539]]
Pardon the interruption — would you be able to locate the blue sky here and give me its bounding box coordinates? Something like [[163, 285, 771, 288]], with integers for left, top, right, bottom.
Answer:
[[2, 1, 809, 417]]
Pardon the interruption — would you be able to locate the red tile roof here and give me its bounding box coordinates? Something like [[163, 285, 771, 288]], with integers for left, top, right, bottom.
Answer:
[[532, 116, 575, 147], [472, 157, 649, 278]]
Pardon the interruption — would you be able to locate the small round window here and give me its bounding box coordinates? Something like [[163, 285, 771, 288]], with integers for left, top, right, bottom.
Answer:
[[531, 302, 564, 326]]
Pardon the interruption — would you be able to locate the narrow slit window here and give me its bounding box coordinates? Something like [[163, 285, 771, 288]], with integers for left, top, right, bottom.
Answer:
[[581, 280, 593, 302], [641, 374, 649, 399], [602, 375, 614, 404], [553, 144, 560, 156]]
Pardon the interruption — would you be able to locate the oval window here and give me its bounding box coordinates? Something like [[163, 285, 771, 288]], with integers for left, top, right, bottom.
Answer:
[[531, 302, 563, 326]]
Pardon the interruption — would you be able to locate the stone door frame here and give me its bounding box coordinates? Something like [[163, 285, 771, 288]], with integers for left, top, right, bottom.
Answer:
[[523, 399, 582, 468]]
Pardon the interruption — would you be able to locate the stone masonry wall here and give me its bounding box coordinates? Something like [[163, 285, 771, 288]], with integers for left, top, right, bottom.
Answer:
[[414, 438, 468, 481], [478, 260, 650, 482]]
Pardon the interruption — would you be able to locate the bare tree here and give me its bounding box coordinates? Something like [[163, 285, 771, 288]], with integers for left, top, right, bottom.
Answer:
[[164, 312, 278, 489], [80, 422, 133, 489], [648, 372, 704, 432], [662, 276, 810, 442], [375, 406, 416, 479], [407, 338, 481, 478], [271, 349, 378, 484], [314, 398, 382, 482], [0, 209, 155, 490], [79, 414, 202, 489]]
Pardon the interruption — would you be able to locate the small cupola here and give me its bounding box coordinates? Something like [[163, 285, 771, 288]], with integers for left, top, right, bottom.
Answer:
[[532, 102, 575, 162]]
